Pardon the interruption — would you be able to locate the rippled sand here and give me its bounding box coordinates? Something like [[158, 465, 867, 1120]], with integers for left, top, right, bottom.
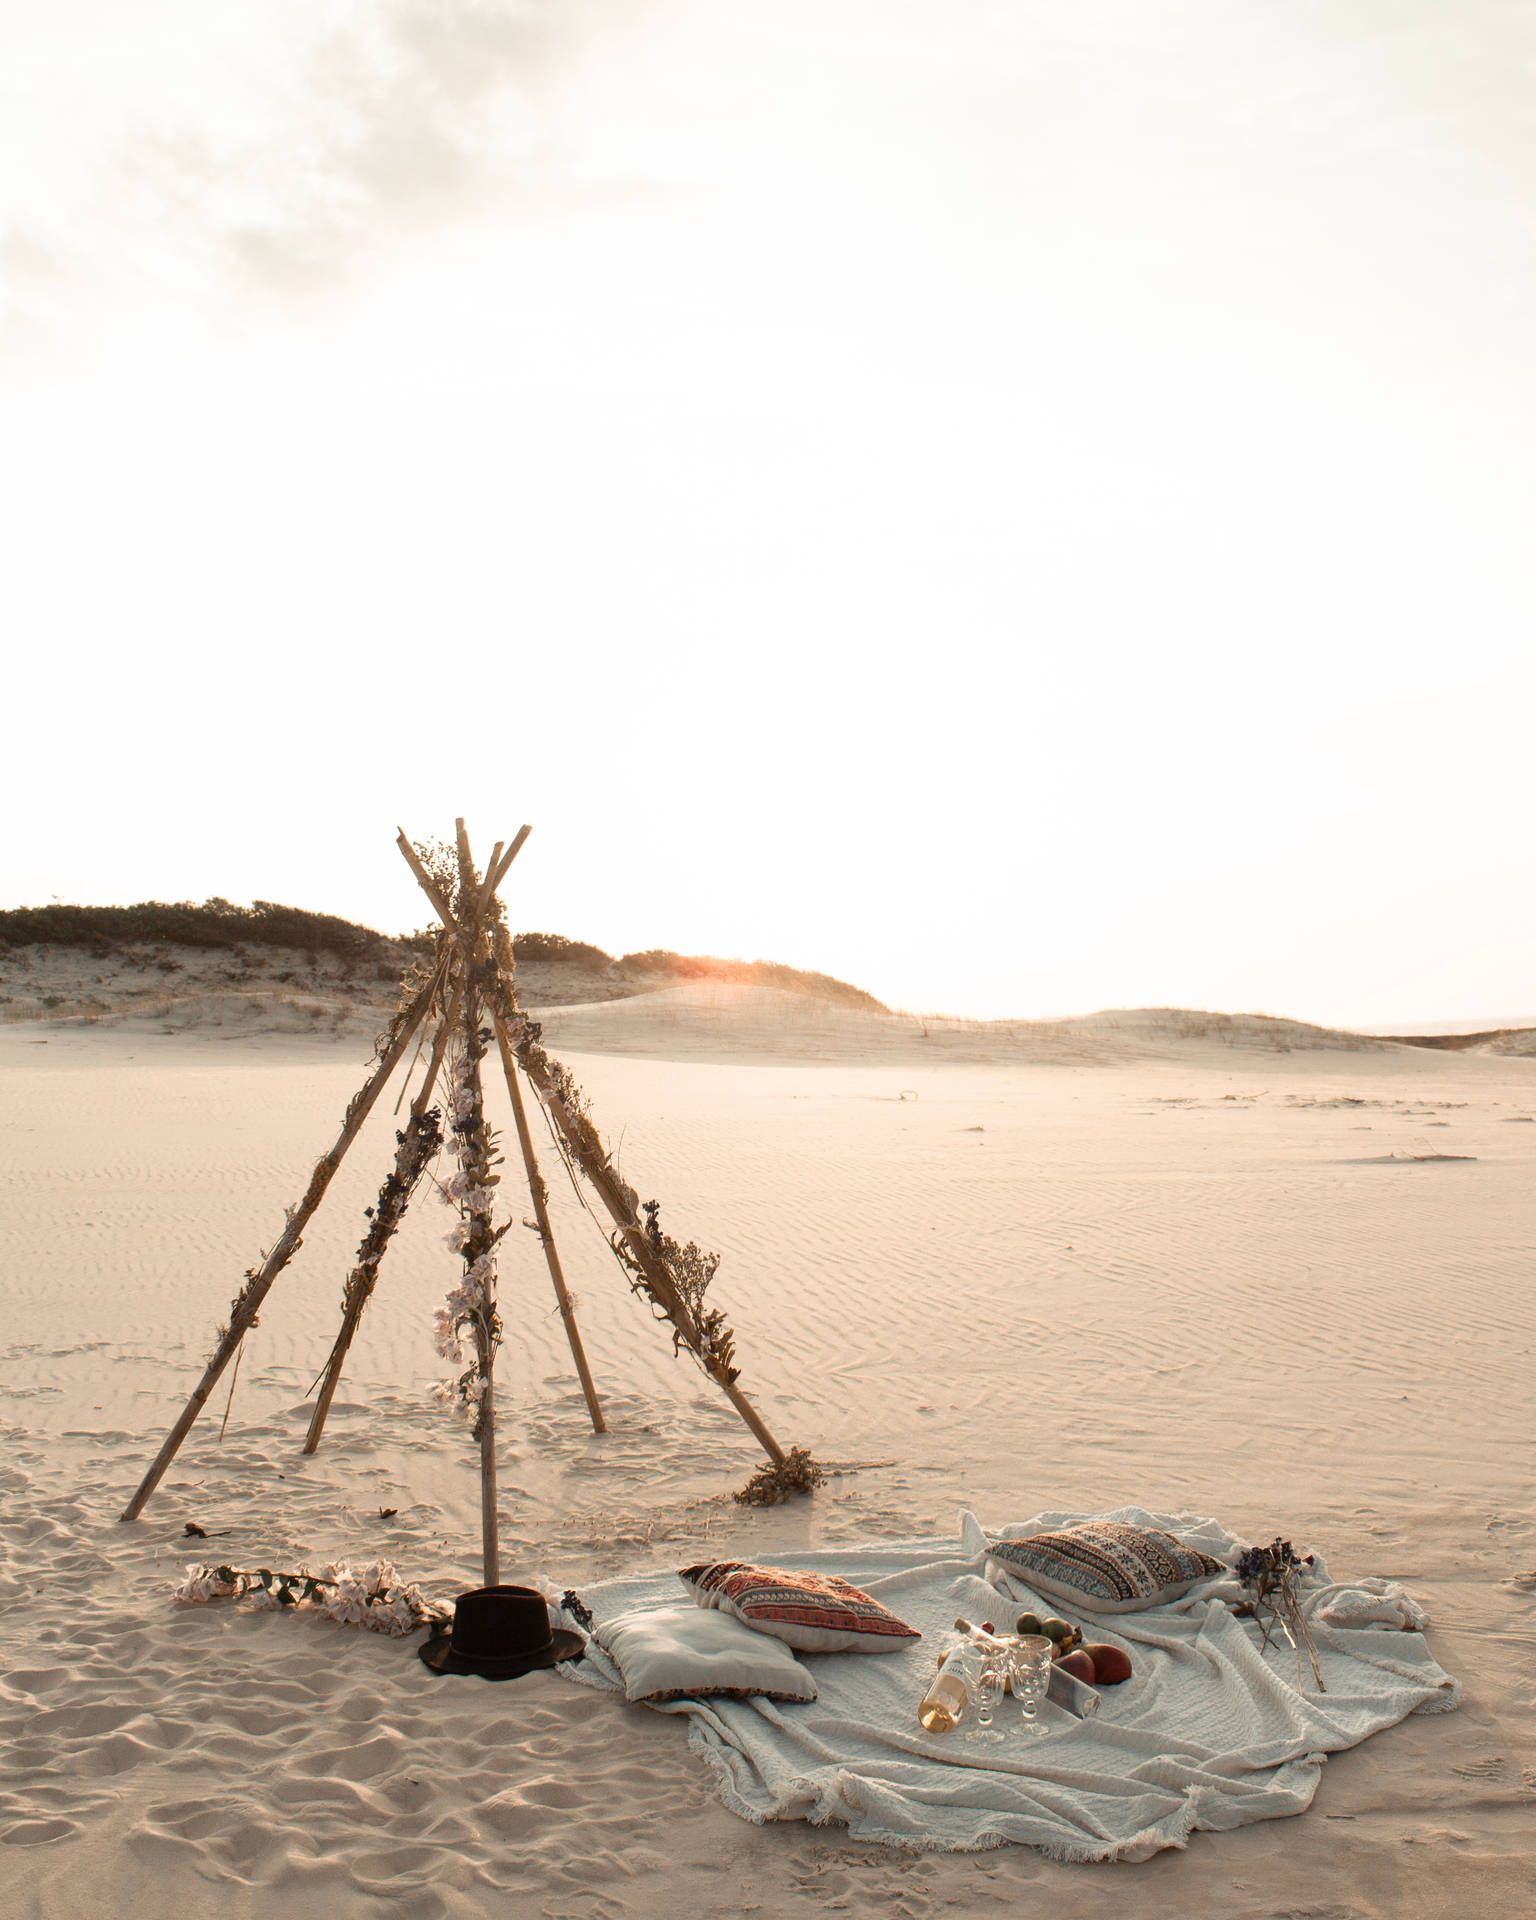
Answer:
[[3, 995, 1533, 1918]]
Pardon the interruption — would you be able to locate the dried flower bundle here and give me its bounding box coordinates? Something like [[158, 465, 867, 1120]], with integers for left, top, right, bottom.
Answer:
[[1235, 1537, 1326, 1692], [733, 1446, 827, 1507]]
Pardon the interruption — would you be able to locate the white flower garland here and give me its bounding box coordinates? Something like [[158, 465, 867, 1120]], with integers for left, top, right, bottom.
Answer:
[[173, 1560, 450, 1637], [434, 1033, 502, 1432]]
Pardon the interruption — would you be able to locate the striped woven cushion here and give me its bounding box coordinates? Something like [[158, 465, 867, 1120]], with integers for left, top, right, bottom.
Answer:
[[989, 1523, 1225, 1615], [678, 1561, 921, 1654]]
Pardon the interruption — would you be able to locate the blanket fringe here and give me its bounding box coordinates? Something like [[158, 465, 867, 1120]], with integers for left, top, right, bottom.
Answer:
[[681, 1725, 1206, 1863]]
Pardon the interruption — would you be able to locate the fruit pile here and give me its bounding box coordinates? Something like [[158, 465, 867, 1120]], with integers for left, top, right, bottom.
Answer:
[[1016, 1610, 1133, 1687]]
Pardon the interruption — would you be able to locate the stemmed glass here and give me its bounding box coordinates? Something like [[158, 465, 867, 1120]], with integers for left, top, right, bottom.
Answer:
[[1010, 1632, 1054, 1739], [967, 1650, 1009, 1743]]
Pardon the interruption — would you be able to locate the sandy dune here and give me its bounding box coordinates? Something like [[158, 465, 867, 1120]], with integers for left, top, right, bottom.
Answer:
[[0, 940, 647, 1042], [2, 990, 1533, 1917], [538, 983, 1401, 1064]]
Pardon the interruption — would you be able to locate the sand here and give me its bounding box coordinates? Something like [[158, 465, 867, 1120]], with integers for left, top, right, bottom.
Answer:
[[2, 986, 1534, 1918]]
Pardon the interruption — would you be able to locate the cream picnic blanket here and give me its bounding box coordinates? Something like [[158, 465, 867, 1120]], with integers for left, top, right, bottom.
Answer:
[[551, 1507, 1459, 1861]]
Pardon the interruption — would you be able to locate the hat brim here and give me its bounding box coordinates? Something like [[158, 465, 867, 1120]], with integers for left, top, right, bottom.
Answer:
[[417, 1625, 586, 1681]]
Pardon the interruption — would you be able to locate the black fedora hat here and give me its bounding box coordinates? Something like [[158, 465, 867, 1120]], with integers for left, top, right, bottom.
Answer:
[[419, 1585, 585, 1681]]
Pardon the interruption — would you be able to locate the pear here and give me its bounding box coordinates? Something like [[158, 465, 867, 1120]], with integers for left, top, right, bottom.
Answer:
[[1082, 1644, 1133, 1685], [1015, 1611, 1044, 1638]]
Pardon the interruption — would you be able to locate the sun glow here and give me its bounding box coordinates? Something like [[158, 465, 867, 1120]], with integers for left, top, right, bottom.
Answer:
[[3, 1, 1533, 1024]]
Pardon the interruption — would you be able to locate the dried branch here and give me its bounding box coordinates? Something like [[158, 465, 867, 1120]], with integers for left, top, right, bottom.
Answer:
[[733, 1448, 827, 1506]]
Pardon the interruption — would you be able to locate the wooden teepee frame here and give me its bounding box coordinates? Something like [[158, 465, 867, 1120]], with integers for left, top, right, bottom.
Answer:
[[120, 821, 791, 1583]]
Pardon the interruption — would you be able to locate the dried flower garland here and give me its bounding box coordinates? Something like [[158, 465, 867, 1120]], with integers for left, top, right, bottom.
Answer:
[[316, 1106, 444, 1380], [510, 1019, 638, 1214], [174, 1560, 450, 1636], [504, 1007, 745, 1391], [434, 1020, 505, 1439], [640, 1201, 737, 1382], [1235, 1537, 1326, 1692]]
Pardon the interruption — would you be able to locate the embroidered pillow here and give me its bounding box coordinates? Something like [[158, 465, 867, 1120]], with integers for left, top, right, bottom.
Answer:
[[594, 1601, 818, 1704], [678, 1561, 921, 1654], [988, 1522, 1225, 1615]]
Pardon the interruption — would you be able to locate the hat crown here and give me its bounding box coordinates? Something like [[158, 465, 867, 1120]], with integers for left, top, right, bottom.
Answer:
[[449, 1585, 555, 1663]]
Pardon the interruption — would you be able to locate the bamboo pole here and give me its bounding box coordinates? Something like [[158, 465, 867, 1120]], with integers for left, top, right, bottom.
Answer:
[[512, 1019, 787, 1464], [489, 825, 532, 894], [302, 977, 464, 1454], [450, 826, 502, 1586], [469, 1011, 501, 1586], [475, 842, 505, 925], [454, 817, 475, 893], [491, 1012, 606, 1433], [477, 1304, 500, 1587], [119, 970, 440, 1521]]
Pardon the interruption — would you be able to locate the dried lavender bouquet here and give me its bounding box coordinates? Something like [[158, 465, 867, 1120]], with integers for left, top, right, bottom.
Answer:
[[1234, 1538, 1327, 1693]]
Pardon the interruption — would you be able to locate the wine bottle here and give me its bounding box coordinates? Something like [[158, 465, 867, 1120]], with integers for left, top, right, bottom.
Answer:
[[917, 1644, 982, 1732]]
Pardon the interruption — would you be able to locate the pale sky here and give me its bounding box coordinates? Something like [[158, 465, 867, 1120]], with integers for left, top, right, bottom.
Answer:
[[2, 1, 1533, 1024]]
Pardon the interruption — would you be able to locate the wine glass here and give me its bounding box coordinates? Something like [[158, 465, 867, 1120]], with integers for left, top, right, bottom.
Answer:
[[967, 1651, 1008, 1743], [1010, 1632, 1054, 1739]]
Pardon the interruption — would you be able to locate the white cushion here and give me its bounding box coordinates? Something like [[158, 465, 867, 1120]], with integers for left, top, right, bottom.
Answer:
[[595, 1601, 818, 1704]]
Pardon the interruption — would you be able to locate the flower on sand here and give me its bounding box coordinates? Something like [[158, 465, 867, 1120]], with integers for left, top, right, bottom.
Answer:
[[174, 1564, 239, 1603]]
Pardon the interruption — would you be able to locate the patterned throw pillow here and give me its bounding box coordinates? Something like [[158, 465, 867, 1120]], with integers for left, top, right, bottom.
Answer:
[[678, 1561, 922, 1654], [988, 1522, 1225, 1615]]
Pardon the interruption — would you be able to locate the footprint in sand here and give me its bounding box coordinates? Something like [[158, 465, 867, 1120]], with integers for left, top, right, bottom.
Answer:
[[1, 1817, 78, 1847]]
